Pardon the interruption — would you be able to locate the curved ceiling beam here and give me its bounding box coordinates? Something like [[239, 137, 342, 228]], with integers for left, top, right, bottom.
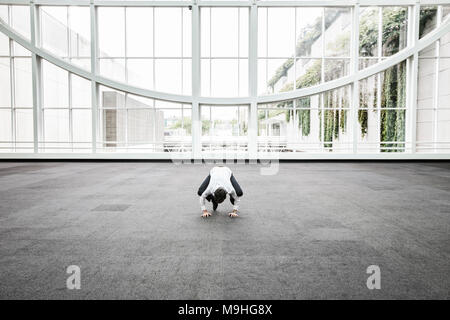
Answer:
[[1, 14, 449, 105]]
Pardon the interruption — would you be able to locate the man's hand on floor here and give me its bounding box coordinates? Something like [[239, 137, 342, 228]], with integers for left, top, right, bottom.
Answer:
[[228, 210, 239, 218], [201, 210, 212, 218]]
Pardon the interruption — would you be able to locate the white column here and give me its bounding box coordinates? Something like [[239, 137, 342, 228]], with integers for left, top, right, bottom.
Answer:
[[408, 2, 420, 154], [30, 1, 41, 153], [192, 1, 201, 159], [90, 0, 98, 153], [433, 5, 442, 152], [248, 1, 258, 159], [351, 3, 360, 154]]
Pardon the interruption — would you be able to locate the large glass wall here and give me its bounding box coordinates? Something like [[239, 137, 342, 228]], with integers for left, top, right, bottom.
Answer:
[[0, 5, 33, 153], [0, 1, 449, 157]]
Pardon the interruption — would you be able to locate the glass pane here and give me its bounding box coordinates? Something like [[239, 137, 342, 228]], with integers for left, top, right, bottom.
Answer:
[[155, 100, 182, 109], [201, 8, 248, 97], [296, 8, 323, 58], [267, 8, 295, 57], [257, 8, 267, 58], [13, 42, 30, 57], [418, 58, 436, 104], [69, 6, 90, 59], [15, 109, 33, 142], [324, 7, 351, 57], [295, 58, 321, 89], [126, 8, 153, 57], [11, 6, 30, 39], [202, 59, 247, 97], [359, 7, 379, 57], [0, 109, 12, 142], [0, 5, 8, 23], [437, 110, 450, 147], [359, 74, 378, 110], [41, 6, 68, 57], [182, 8, 191, 57], [127, 94, 153, 108], [212, 8, 238, 57], [102, 109, 126, 147], [72, 109, 92, 143], [380, 110, 406, 152], [154, 59, 184, 94], [71, 74, 91, 108], [420, 6, 438, 39], [259, 58, 294, 95], [70, 58, 90, 70], [99, 58, 126, 82], [182, 59, 192, 95], [43, 61, 69, 108], [127, 59, 153, 89], [382, 7, 408, 57], [14, 58, 32, 108], [0, 58, 11, 107], [380, 61, 406, 108], [100, 86, 125, 109], [416, 108, 433, 153], [98, 7, 125, 57], [44, 109, 70, 142], [438, 58, 450, 108], [324, 59, 350, 82], [443, 5, 450, 20], [202, 106, 248, 137], [154, 8, 182, 57], [0, 32, 9, 56], [127, 109, 158, 144]]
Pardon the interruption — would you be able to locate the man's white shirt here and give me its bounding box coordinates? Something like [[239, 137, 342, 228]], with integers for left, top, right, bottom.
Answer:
[[199, 166, 240, 211]]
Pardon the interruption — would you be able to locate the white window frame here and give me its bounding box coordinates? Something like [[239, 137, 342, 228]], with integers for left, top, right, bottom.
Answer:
[[0, 0, 449, 159]]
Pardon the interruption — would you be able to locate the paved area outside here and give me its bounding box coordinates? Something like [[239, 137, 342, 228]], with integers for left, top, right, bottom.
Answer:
[[0, 161, 449, 299]]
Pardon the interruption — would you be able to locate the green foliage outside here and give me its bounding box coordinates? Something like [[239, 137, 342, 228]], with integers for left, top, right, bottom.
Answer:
[[266, 7, 436, 152], [169, 117, 192, 135]]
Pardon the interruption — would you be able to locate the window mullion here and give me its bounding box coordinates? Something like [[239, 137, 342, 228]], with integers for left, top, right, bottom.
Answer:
[[90, 0, 98, 153], [248, 3, 258, 158], [351, 4, 360, 154], [30, 2, 41, 153], [408, 3, 420, 154], [192, 2, 201, 159]]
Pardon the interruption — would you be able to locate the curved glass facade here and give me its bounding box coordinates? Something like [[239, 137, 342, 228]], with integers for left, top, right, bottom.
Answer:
[[0, 1, 449, 158]]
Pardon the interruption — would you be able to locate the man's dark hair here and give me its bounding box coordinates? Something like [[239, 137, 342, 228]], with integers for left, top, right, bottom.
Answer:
[[214, 188, 227, 204]]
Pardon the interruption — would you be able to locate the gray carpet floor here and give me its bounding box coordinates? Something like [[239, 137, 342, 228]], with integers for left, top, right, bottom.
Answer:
[[0, 161, 449, 299]]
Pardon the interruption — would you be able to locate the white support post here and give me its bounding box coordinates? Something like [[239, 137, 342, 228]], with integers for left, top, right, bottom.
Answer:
[[192, 1, 201, 159], [409, 1, 420, 154], [351, 3, 360, 154], [320, 7, 325, 151], [377, 7, 382, 152], [433, 5, 442, 152], [30, 1, 41, 153], [8, 6, 15, 150], [90, 0, 98, 153], [248, 1, 258, 159], [405, 6, 412, 152]]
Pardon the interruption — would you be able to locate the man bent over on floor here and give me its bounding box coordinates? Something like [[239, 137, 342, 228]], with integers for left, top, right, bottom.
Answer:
[[197, 166, 243, 218]]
